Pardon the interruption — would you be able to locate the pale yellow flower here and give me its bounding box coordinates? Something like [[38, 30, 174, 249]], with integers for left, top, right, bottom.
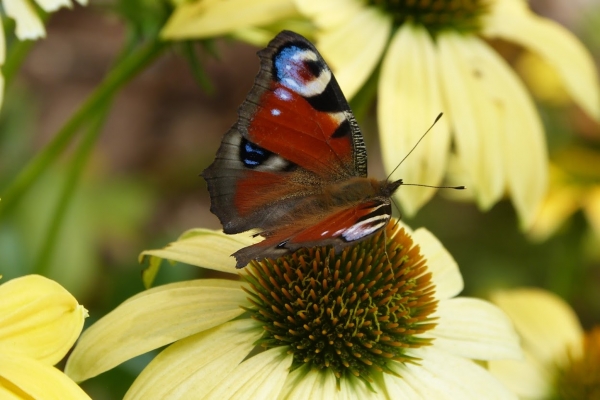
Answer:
[[296, 0, 600, 228], [0, 274, 89, 399], [529, 147, 600, 242], [66, 221, 521, 399], [0, 0, 87, 107], [489, 288, 599, 399], [515, 52, 571, 107], [160, 0, 303, 46]]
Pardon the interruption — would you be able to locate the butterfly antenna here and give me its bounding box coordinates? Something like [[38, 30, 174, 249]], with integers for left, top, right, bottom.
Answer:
[[390, 196, 402, 219], [386, 112, 443, 181], [402, 183, 465, 190]]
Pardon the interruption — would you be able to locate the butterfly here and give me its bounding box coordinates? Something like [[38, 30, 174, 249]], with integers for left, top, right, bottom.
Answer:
[[202, 30, 403, 269]]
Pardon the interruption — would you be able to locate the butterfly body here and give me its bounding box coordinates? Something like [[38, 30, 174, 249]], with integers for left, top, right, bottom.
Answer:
[[202, 31, 403, 268]]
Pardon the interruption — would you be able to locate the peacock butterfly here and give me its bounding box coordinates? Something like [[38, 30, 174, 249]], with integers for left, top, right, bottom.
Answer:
[[202, 30, 403, 269]]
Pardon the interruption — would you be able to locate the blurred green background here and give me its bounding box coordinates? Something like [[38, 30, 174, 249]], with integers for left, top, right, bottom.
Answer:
[[0, 0, 598, 398]]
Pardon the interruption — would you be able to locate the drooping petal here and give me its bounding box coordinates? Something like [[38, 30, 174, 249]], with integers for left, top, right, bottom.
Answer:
[[3, 0, 46, 40], [313, 7, 391, 99], [204, 346, 293, 399], [387, 348, 517, 399], [278, 364, 338, 400], [431, 297, 522, 361], [294, 0, 362, 29], [124, 319, 263, 400], [439, 33, 547, 228], [528, 185, 581, 241], [0, 353, 90, 400], [489, 351, 553, 400], [484, 0, 600, 121], [437, 32, 505, 211], [491, 288, 584, 366], [0, 275, 86, 365], [412, 228, 463, 300], [161, 0, 298, 39], [379, 24, 451, 216], [65, 279, 249, 382], [33, 0, 73, 12], [140, 228, 257, 274], [381, 369, 420, 400]]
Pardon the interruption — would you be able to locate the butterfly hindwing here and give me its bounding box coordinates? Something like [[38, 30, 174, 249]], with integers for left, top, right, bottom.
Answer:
[[231, 199, 393, 268]]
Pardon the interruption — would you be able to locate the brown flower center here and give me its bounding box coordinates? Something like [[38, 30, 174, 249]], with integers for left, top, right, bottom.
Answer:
[[242, 222, 438, 382], [367, 0, 490, 35], [553, 326, 600, 400]]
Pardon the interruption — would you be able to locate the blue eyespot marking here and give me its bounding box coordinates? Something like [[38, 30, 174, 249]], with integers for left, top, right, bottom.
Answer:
[[240, 138, 271, 168], [275, 46, 303, 84]]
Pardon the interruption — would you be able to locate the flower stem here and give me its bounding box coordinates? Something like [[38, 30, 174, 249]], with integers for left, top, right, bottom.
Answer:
[[0, 39, 167, 219], [33, 100, 111, 276]]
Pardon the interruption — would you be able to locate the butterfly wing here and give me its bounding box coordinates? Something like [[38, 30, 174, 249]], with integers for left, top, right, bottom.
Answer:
[[231, 199, 393, 268], [202, 30, 368, 234]]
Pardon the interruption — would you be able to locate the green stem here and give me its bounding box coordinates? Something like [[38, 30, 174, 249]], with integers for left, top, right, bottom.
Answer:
[[0, 40, 167, 218], [33, 101, 111, 276], [3, 39, 35, 86]]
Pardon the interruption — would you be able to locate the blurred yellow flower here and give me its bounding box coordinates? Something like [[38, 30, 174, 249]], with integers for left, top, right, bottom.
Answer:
[[0, 274, 89, 399], [0, 0, 88, 105], [296, 0, 600, 228], [529, 147, 600, 242], [515, 52, 571, 107], [160, 0, 302, 46], [489, 288, 599, 399], [66, 222, 522, 398]]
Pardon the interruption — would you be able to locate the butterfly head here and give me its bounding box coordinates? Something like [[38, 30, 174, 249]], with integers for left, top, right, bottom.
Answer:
[[382, 178, 403, 198]]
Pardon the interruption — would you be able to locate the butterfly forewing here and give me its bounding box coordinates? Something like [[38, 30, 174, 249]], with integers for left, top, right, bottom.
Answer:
[[203, 31, 368, 233]]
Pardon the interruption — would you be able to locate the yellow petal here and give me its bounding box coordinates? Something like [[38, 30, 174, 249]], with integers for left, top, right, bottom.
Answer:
[[161, 0, 297, 39], [491, 288, 584, 367], [0, 275, 86, 365], [294, 0, 362, 30], [33, 0, 73, 12], [65, 279, 249, 382], [412, 228, 463, 300], [3, 0, 46, 40], [140, 228, 257, 274], [0, 385, 21, 400], [379, 24, 450, 216], [204, 347, 293, 399], [315, 7, 391, 99], [488, 351, 552, 399], [432, 298, 521, 361], [338, 373, 374, 400], [528, 186, 581, 241], [0, 353, 90, 400], [437, 33, 505, 211], [278, 364, 337, 399], [388, 348, 516, 399], [439, 33, 548, 228], [124, 319, 263, 399], [515, 52, 571, 106], [484, 0, 600, 121]]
